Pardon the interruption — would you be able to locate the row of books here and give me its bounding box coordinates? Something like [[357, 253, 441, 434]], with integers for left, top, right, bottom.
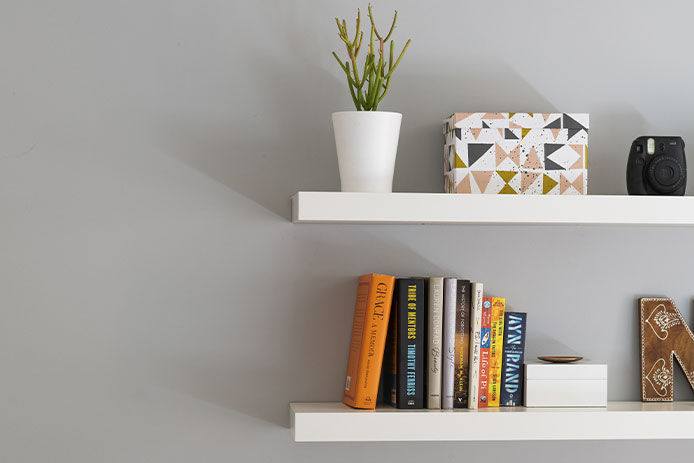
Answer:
[[342, 274, 527, 410]]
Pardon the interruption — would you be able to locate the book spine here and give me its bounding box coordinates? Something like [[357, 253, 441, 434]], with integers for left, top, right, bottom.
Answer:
[[467, 283, 483, 409], [477, 297, 493, 408], [500, 312, 527, 406], [342, 274, 396, 409], [488, 297, 506, 407], [396, 278, 425, 408], [453, 280, 471, 408], [382, 289, 398, 407], [427, 277, 444, 409], [441, 278, 457, 410]]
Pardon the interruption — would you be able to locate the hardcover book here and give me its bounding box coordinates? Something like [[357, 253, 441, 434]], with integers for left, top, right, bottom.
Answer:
[[477, 296, 493, 408], [342, 274, 396, 409], [488, 297, 506, 407], [441, 278, 457, 409], [454, 280, 471, 408], [467, 282, 484, 409], [427, 277, 444, 409], [500, 312, 527, 406], [394, 278, 425, 408]]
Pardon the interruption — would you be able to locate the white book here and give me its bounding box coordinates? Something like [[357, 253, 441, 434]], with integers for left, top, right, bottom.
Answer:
[[441, 278, 457, 410], [467, 282, 484, 409], [427, 277, 444, 409]]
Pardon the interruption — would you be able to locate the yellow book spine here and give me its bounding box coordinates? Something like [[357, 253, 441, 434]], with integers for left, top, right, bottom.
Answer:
[[488, 297, 506, 407]]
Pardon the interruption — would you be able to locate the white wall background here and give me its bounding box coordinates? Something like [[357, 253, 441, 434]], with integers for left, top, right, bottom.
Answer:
[[2, 0, 694, 461]]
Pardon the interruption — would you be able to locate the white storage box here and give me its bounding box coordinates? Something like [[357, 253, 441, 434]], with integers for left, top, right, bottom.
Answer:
[[524, 363, 607, 407]]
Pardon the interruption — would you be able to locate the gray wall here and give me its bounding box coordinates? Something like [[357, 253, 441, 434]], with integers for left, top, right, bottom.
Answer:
[[2, 0, 694, 461]]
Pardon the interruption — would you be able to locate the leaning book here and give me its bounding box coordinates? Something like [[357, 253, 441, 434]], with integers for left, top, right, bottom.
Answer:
[[342, 274, 396, 409]]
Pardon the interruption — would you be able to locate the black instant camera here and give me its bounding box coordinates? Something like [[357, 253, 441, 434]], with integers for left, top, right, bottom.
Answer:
[[627, 136, 686, 195]]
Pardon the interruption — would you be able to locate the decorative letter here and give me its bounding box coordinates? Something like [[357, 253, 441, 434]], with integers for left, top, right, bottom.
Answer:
[[640, 298, 694, 401]]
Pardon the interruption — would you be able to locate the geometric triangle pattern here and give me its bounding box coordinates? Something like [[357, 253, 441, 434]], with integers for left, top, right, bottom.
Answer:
[[471, 170, 494, 193], [544, 157, 564, 170], [468, 143, 494, 167], [560, 172, 584, 194], [499, 184, 517, 194], [563, 113, 588, 130], [543, 173, 559, 194], [495, 143, 520, 168], [443, 112, 588, 195], [521, 171, 542, 193], [495, 171, 519, 194], [545, 117, 561, 129], [455, 152, 467, 169], [545, 144, 580, 170], [567, 128, 583, 140], [456, 173, 472, 193], [497, 170, 518, 184], [522, 147, 543, 169]]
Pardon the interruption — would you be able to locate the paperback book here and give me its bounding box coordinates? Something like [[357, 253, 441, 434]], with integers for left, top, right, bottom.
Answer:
[[488, 297, 506, 407], [477, 296, 493, 408], [467, 282, 483, 409], [500, 312, 527, 406]]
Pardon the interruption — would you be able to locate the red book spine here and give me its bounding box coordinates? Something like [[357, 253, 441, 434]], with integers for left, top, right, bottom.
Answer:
[[477, 297, 493, 408]]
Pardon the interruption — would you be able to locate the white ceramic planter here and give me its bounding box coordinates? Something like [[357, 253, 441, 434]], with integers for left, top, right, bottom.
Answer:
[[332, 111, 402, 193]]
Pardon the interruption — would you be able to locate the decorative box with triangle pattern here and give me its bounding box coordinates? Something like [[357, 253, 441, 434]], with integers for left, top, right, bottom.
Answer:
[[443, 113, 589, 195]]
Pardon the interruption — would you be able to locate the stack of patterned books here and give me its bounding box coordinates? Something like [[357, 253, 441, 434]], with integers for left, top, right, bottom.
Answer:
[[342, 274, 528, 410]]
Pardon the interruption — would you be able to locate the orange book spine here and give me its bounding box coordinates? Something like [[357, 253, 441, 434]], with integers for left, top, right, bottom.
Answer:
[[342, 274, 396, 409]]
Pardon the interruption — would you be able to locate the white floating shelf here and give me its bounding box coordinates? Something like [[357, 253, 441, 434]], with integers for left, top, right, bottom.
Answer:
[[290, 401, 694, 442], [291, 192, 694, 225]]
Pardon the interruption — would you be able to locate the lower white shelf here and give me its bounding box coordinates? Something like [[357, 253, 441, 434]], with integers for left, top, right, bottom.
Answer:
[[290, 402, 694, 442]]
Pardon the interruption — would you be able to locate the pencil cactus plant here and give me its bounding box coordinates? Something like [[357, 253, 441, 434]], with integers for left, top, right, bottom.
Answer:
[[332, 5, 411, 111]]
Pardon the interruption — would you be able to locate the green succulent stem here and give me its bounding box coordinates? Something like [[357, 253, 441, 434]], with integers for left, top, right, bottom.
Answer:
[[333, 5, 410, 111]]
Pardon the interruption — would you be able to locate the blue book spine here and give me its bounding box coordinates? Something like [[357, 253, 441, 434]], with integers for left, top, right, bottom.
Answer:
[[499, 312, 527, 406]]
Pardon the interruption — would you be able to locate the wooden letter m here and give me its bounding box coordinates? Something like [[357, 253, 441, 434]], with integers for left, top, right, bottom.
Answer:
[[640, 298, 694, 401]]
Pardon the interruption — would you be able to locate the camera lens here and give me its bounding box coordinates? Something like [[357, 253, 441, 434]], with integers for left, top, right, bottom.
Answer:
[[657, 166, 675, 183], [647, 156, 685, 193]]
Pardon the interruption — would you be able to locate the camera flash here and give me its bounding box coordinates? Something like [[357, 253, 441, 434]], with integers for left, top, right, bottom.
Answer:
[[647, 138, 655, 155]]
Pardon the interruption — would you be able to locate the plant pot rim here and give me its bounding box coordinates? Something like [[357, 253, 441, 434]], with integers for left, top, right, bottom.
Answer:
[[332, 110, 402, 116]]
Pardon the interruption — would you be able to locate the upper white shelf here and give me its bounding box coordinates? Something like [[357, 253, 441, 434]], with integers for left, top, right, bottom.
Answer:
[[291, 191, 694, 225], [290, 401, 694, 442]]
